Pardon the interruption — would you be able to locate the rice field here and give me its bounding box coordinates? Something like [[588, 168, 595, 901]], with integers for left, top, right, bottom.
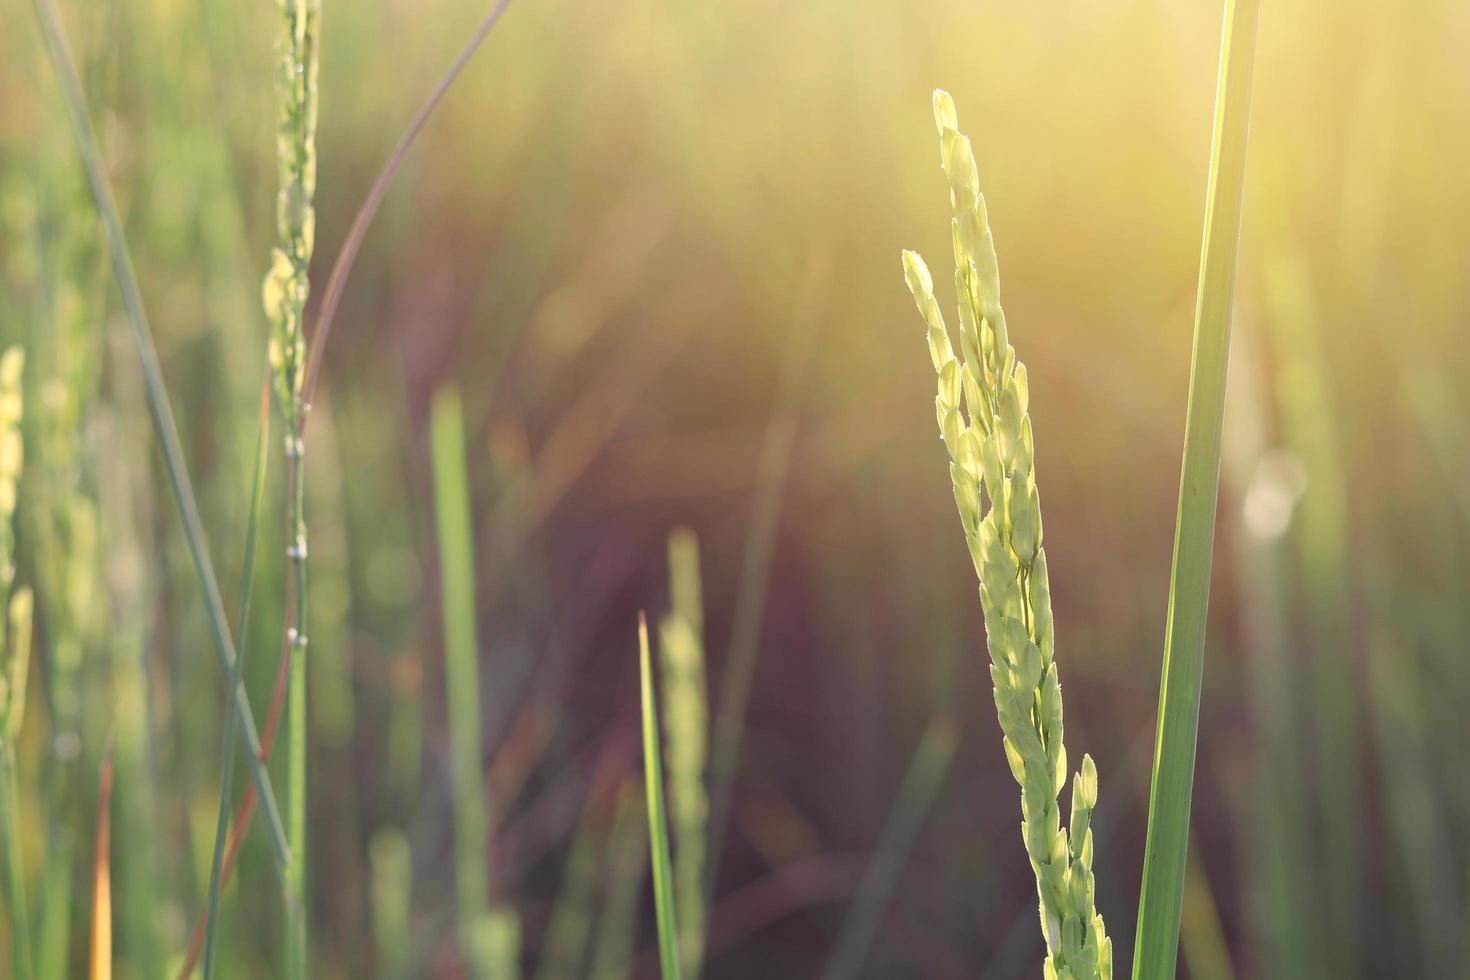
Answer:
[[3, 0, 1469, 976]]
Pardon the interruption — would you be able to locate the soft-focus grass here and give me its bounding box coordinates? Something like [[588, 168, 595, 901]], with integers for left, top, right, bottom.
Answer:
[[3, 0, 1470, 975], [638, 614, 682, 980]]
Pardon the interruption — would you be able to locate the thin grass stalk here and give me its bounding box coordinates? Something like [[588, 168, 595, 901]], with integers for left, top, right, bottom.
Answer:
[[259, 0, 322, 968], [638, 614, 682, 980], [175, 618, 295, 980], [301, 0, 515, 408], [202, 383, 271, 978], [821, 715, 958, 980], [1132, 1, 1259, 975], [902, 90, 1110, 977], [429, 386, 511, 976], [30, 0, 290, 872]]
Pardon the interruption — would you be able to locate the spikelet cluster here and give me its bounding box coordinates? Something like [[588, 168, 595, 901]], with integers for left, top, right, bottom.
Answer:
[[658, 528, 708, 978], [900, 90, 1111, 980], [0, 347, 33, 747], [262, 0, 322, 415]]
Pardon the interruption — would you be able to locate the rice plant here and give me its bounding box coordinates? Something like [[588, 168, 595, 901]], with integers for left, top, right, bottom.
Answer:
[[260, 0, 322, 971], [901, 90, 1112, 979]]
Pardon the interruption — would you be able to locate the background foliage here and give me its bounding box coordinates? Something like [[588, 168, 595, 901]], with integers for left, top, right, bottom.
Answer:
[[2, 0, 1467, 975]]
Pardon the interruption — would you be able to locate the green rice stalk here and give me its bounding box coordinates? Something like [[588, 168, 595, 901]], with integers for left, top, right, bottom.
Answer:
[[30, 0, 291, 873], [901, 90, 1111, 979], [638, 614, 682, 980], [657, 528, 708, 978], [202, 384, 271, 979], [1133, 1, 1259, 975], [821, 715, 958, 980], [260, 0, 322, 971], [0, 345, 33, 980]]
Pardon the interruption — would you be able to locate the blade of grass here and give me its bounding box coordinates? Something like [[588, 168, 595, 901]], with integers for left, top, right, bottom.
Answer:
[[638, 613, 682, 980], [820, 715, 958, 980], [430, 386, 504, 974], [1132, 0, 1259, 975], [201, 381, 271, 979], [30, 0, 289, 872], [175, 618, 294, 979]]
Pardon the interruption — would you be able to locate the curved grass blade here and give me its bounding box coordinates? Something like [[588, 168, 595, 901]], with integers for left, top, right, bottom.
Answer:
[[638, 614, 682, 980], [201, 382, 271, 978], [1132, 0, 1260, 975], [30, 0, 289, 872], [302, 0, 516, 409]]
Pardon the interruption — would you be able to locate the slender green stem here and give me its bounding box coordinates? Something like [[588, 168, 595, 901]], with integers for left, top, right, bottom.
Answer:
[[285, 412, 310, 979], [638, 615, 682, 980], [30, 0, 291, 873], [1132, 1, 1259, 975], [430, 387, 492, 968], [0, 747, 32, 980], [202, 384, 271, 978]]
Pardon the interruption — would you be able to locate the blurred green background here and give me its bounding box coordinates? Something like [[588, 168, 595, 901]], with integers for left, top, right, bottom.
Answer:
[[3, 0, 1468, 975]]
